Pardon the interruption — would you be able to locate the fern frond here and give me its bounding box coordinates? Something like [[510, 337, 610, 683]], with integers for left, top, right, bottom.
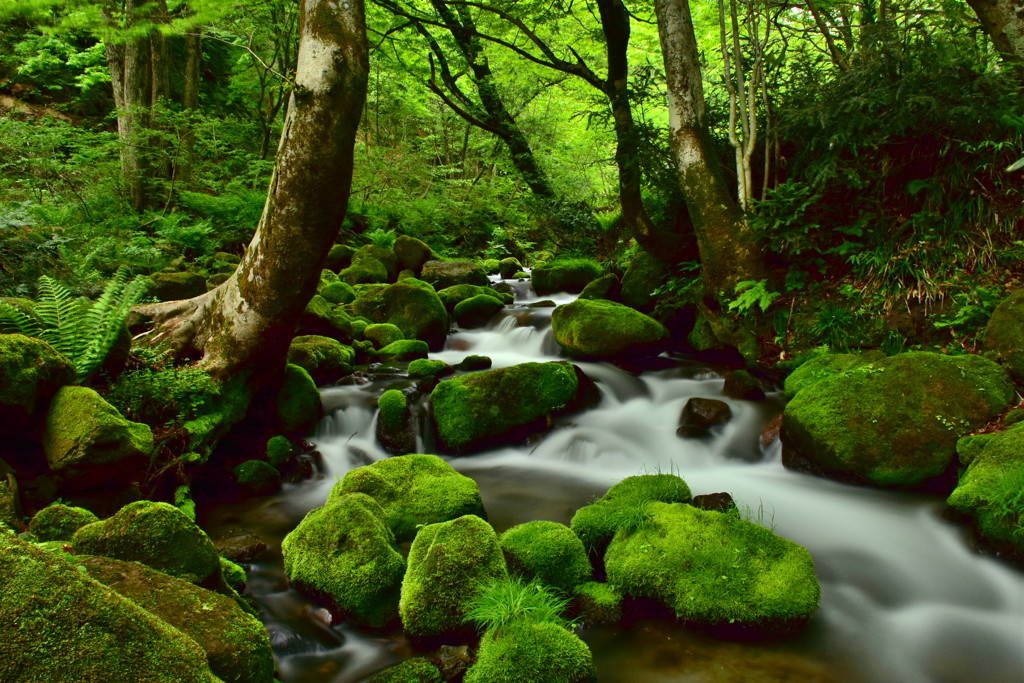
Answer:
[[76, 270, 151, 383], [0, 301, 41, 337], [34, 276, 85, 360]]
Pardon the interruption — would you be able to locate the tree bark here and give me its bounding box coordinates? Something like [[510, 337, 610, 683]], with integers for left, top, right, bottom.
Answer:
[[654, 0, 768, 300], [178, 30, 202, 182], [965, 0, 1024, 64], [136, 0, 370, 381]]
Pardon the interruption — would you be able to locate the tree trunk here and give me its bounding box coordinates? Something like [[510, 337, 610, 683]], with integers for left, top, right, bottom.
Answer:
[[654, 0, 768, 300], [178, 30, 202, 182], [966, 0, 1024, 64], [136, 0, 369, 381]]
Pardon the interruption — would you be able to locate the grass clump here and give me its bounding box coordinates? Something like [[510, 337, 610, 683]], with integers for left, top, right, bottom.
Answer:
[[464, 575, 572, 632]]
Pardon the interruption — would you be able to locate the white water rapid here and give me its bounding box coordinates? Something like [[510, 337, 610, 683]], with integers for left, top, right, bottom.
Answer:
[[230, 279, 1024, 683]]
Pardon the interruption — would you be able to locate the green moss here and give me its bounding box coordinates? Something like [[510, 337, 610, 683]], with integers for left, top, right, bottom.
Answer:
[[287, 335, 355, 384], [1005, 409, 1024, 426], [605, 503, 820, 631], [437, 284, 512, 315], [572, 581, 622, 626], [266, 435, 296, 467], [376, 390, 407, 434], [219, 556, 247, 592], [421, 260, 489, 289], [578, 273, 620, 301], [399, 514, 506, 639], [957, 434, 996, 466], [983, 288, 1024, 382], [150, 271, 207, 301], [369, 658, 444, 683], [464, 620, 596, 683], [182, 372, 253, 459], [319, 268, 340, 288], [71, 500, 222, 588], [351, 279, 449, 350], [782, 352, 1015, 487], [234, 460, 282, 497], [300, 294, 355, 341], [174, 484, 196, 522], [354, 244, 400, 280], [282, 492, 405, 627], [29, 503, 98, 542], [364, 323, 405, 349], [620, 251, 672, 309], [375, 339, 429, 362], [551, 299, 668, 358], [0, 333, 74, 433], [326, 243, 355, 271], [455, 355, 492, 372], [0, 533, 218, 682], [321, 280, 356, 305], [783, 351, 885, 399], [394, 235, 435, 273], [498, 257, 523, 278], [454, 294, 505, 328], [570, 474, 692, 556], [531, 258, 604, 295], [431, 361, 579, 452], [332, 454, 485, 543], [339, 257, 389, 286], [79, 554, 273, 683], [480, 258, 501, 274], [499, 521, 591, 590], [275, 364, 322, 434], [407, 359, 451, 378]]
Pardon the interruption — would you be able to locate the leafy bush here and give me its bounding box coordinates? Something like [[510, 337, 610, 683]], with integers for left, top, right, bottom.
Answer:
[[106, 365, 219, 427]]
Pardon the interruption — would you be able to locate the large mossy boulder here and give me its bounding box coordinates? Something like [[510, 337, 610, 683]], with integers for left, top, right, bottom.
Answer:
[[436, 284, 512, 315], [71, 501, 222, 588], [394, 235, 435, 274], [29, 503, 99, 542], [421, 260, 489, 290], [351, 278, 449, 351], [500, 521, 591, 591], [570, 474, 692, 556], [150, 272, 207, 302], [282, 492, 405, 627], [431, 361, 581, 452], [454, 294, 504, 328], [983, 288, 1024, 383], [782, 351, 885, 399], [364, 322, 405, 349], [325, 243, 355, 272], [620, 251, 672, 309], [332, 454, 485, 542], [287, 335, 355, 385], [321, 280, 356, 305], [578, 273, 620, 301], [79, 555, 274, 683], [399, 514, 506, 640], [551, 299, 669, 358], [275, 364, 322, 434], [0, 333, 75, 434], [605, 503, 820, 634], [42, 386, 153, 493], [947, 423, 1024, 560], [782, 352, 1015, 488], [532, 259, 603, 295], [498, 257, 524, 279], [298, 294, 354, 342], [0, 533, 218, 683], [464, 620, 596, 683]]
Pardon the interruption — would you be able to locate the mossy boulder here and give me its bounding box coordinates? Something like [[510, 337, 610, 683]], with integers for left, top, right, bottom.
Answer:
[[275, 364, 322, 434], [287, 335, 355, 385], [394, 235, 435, 274], [620, 251, 672, 309], [219, 556, 247, 592], [351, 279, 450, 350], [79, 555, 274, 683], [572, 581, 622, 626], [947, 423, 1024, 560], [578, 273, 620, 301], [282, 492, 405, 627], [364, 322, 405, 349], [71, 501, 222, 588], [430, 361, 581, 452], [500, 521, 591, 590], [339, 257, 389, 286], [408, 359, 452, 378], [781, 352, 1014, 488], [783, 351, 886, 399], [570, 474, 692, 556], [399, 514, 506, 640], [332, 454, 485, 542], [149, 271, 207, 301], [421, 260, 489, 290], [321, 280, 356, 305], [436, 284, 512, 315], [298, 294, 354, 342], [605, 503, 821, 633], [233, 460, 282, 497], [0, 333, 75, 434], [29, 503, 99, 542], [983, 288, 1024, 383], [42, 386, 153, 493], [551, 299, 669, 358], [375, 339, 429, 362], [480, 258, 501, 274], [326, 243, 355, 271], [0, 533, 218, 682], [496, 257, 521, 279], [454, 294, 505, 328], [0, 480, 18, 529], [370, 658, 444, 683], [375, 389, 416, 455], [266, 435, 296, 467], [358, 245, 400, 279], [532, 259, 603, 295], [464, 620, 596, 683]]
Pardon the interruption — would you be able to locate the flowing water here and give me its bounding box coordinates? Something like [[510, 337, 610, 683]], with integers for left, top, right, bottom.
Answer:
[[205, 279, 1024, 683]]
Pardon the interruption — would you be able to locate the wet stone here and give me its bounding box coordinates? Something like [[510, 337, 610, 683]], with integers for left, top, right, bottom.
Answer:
[[677, 398, 733, 438]]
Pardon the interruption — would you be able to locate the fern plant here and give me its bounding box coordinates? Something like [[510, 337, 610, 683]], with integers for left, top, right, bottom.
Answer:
[[0, 267, 150, 383], [728, 280, 780, 316]]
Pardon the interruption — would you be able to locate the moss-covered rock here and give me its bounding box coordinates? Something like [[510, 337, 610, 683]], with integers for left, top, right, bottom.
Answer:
[[436, 284, 512, 315], [333, 454, 485, 543], [394, 235, 435, 274], [782, 351, 886, 399], [551, 299, 668, 359], [0, 480, 18, 529], [79, 555, 274, 683], [369, 658, 444, 683], [149, 271, 207, 301], [454, 294, 504, 328], [620, 251, 672, 309], [500, 521, 591, 591], [29, 503, 99, 542], [532, 259, 603, 295], [282, 492, 405, 627], [321, 280, 356, 305], [339, 257, 389, 286], [947, 423, 1024, 560], [399, 514, 506, 640], [326, 243, 355, 272], [983, 288, 1024, 383], [275, 364, 322, 434], [358, 244, 401, 280], [455, 355, 493, 372], [364, 322, 405, 349], [266, 435, 296, 467], [375, 389, 416, 455], [0, 333, 75, 434], [570, 474, 692, 556], [233, 460, 282, 497], [430, 361, 580, 452], [464, 620, 596, 683], [287, 335, 355, 385], [498, 257, 524, 279], [298, 294, 354, 342], [42, 386, 153, 493], [0, 533, 218, 682], [578, 273, 620, 301], [480, 258, 501, 274], [219, 556, 247, 592], [408, 359, 452, 378], [351, 279, 449, 350], [605, 503, 820, 633], [71, 500, 222, 588], [572, 581, 622, 626], [421, 260, 489, 289], [781, 352, 1014, 488], [375, 339, 429, 362]]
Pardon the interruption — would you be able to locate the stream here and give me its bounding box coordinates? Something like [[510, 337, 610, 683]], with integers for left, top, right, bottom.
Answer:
[[204, 279, 1024, 683]]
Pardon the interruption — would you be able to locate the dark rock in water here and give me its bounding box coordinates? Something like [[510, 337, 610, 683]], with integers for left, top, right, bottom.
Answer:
[[498, 257, 523, 279], [214, 532, 269, 563], [722, 369, 766, 401], [526, 299, 557, 308], [493, 281, 514, 296], [437, 645, 473, 680], [376, 389, 417, 456], [761, 414, 783, 448], [692, 492, 736, 513], [455, 355, 492, 372], [677, 398, 732, 438]]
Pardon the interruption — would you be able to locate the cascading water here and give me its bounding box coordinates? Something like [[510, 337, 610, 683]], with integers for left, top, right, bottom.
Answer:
[[209, 279, 1024, 683]]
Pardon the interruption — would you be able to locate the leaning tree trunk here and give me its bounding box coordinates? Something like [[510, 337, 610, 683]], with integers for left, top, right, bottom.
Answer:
[[654, 0, 769, 301], [136, 0, 369, 381], [965, 0, 1024, 64]]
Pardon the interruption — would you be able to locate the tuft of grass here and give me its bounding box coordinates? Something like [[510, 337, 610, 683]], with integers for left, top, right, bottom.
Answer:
[[463, 575, 571, 632]]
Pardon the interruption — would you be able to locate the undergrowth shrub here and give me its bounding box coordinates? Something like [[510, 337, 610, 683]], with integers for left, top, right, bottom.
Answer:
[[106, 365, 219, 426]]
